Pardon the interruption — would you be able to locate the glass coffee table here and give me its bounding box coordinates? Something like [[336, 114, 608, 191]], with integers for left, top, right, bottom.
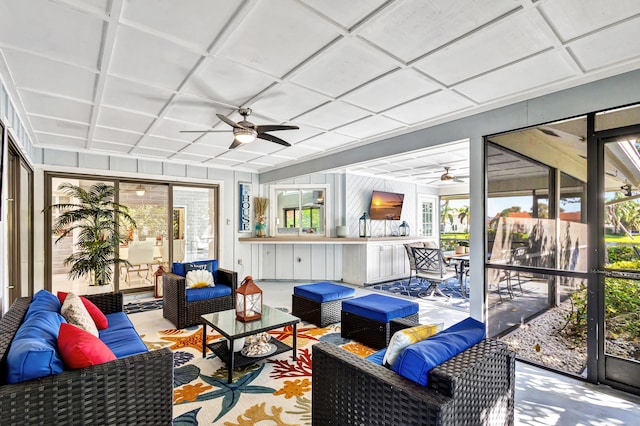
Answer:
[[201, 305, 300, 383]]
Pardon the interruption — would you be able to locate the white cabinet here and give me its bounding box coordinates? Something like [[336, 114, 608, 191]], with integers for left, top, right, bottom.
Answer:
[[342, 238, 425, 285]]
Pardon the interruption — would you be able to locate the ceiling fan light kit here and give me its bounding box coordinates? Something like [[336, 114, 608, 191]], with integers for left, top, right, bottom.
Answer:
[[234, 127, 257, 144]]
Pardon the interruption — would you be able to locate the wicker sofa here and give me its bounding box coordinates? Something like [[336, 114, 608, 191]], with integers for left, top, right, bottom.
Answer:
[[0, 292, 174, 425], [163, 265, 238, 329], [312, 320, 515, 425]]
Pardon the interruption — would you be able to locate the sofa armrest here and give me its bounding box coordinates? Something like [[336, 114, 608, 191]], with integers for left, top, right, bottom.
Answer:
[[217, 267, 238, 292], [0, 347, 174, 425], [83, 292, 124, 314]]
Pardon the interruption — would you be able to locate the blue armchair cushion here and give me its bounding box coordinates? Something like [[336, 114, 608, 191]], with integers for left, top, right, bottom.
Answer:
[[392, 317, 485, 386], [186, 284, 232, 302], [294, 282, 355, 302], [173, 259, 219, 282]]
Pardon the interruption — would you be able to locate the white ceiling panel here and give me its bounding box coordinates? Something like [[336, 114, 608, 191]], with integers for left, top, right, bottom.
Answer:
[[0, 0, 104, 68], [165, 95, 231, 125], [300, 0, 386, 29], [94, 126, 142, 145], [135, 146, 174, 159], [275, 124, 323, 145], [137, 135, 189, 152], [97, 106, 156, 133], [414, 9, 553, 85], [272, 143, 323, 160], [335, 115, 404, 139], [183, 56, 276, 107], [92, 141, 134, 154], [454, 50, 576, 103], [35, 133, 86, 149], [247, 154, 292, 167], [4, 50, 97, 101], [102, 76, 174, 115], [29, 116, 89, 139], [181, 142, 227, 158], [235, 141, 285, 155], [111, 26, 201, 89], [342, 69, 440, 112], [218, 0, 340, 77], [203, 156, 243, 167], [296, 132, 353, 151], [384, 91, 473, 124], [122, 0, 240, 50], [569, 17, 640, 71], [358, 0, 517, 62], [171, 152, 209, 163], [540, 0, 640, 42], [196, 132, 236, 150], [249, 83, 330, 121], [296, 101, 370, 130], [291, 37, 397, 98], [216, 149, 261, 162], [151, 118, 206, 142], [22, 91, 92, 123]]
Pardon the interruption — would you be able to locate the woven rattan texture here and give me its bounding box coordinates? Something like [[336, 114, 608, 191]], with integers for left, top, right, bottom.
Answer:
[[291, 294, 348, 327], [163, 267, 238, 329], [341, 311, 419, 349], [312, 339, 515, 426], [0, 293, 174, 425]]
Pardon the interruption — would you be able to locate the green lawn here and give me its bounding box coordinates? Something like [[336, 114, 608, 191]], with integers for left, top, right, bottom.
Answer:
[[605, 235, 640, 245]]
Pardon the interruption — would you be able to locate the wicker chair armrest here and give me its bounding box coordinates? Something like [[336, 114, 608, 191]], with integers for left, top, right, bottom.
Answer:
[[164, 272, 187, 296], [217, 267, 239, 291], [390, 316, 421, 335], [83, 291, 124, 314], [0, 348, 174, 425]]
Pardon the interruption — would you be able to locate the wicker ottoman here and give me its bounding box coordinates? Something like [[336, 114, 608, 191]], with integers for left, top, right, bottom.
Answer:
[[341, 294, 419, 349], [292, 282, 356, 327]]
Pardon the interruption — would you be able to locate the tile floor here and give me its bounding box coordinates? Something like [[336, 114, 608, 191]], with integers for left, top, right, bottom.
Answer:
[[127, 280, 640, 425]]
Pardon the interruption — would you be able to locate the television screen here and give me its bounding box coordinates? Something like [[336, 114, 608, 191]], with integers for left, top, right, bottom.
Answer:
[[369, 190, 404, 220]]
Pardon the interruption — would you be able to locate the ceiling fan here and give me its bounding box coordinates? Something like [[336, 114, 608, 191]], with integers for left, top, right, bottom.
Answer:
[[428, 166, 468, 184], [180, 107, 299, 150]]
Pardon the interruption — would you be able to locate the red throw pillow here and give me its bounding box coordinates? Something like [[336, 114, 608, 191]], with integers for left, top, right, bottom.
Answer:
[[57, 323, 117, 369], [57, 292, 109, 330]]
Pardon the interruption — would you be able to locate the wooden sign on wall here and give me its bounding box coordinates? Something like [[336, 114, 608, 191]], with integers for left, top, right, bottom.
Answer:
[[239, 182, 251, 233]]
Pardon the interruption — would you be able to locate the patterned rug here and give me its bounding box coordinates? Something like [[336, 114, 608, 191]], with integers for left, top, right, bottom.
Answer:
[[371, 277, 469, 299], [124, 298, 163, 314], [140, 318, 375, 425]]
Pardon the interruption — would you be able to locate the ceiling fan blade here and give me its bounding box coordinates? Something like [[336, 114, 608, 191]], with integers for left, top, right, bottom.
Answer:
[[179, 130, 229, 133], [216, 113, 244, 129], [257, 132, 291, 147], [228, 139, 243, 150], [255, 124, 299, 133]]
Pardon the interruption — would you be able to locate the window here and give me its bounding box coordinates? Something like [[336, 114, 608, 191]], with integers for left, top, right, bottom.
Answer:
[[271, 185, 329, 236]]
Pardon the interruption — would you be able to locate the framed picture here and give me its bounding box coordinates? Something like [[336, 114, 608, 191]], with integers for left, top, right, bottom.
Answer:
[[173, 206, 186, 240], [239, 182, 252, 233]]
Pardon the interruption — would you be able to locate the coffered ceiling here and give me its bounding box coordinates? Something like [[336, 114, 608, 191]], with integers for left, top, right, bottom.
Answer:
[[1, 0, 640, 176]]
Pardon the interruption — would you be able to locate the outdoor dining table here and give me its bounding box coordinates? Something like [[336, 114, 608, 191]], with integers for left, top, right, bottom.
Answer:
[[444, 251, 470, 297]]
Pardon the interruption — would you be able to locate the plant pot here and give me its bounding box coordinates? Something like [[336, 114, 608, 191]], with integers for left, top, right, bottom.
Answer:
[[455, 246, 465, 254]]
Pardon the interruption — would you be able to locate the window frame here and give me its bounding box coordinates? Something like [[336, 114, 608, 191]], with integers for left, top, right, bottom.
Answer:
[[270, 184, 330, 237]]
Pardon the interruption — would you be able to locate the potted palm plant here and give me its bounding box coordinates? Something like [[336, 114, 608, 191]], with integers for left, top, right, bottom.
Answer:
[[45, 182, 136, 286]]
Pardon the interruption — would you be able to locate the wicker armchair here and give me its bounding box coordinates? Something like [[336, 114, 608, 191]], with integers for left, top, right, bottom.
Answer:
[[163, 267, 238, 329], [0, 293, 174, 425], [312, 337, 515, 425]]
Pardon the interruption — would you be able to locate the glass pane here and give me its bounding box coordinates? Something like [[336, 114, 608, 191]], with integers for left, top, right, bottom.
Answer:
[[421, 199, 434, 237], [274, 187, 327, 236], [276, 189, 300, 234], [440, 197, 469, 250], [603, 139, 640, 363], [50, 177, 116, 295], [119, 182, 169, 290], [496, 273, 588, 376], [173, 185, 218, 262], [301, 189, 324, 235]]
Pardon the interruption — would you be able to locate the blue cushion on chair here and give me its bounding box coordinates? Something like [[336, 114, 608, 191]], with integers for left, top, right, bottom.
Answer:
[[392, 317, 485, 386], [173, 259, 219, 282], [365, 348, 387, 365], [294, 282, 355, 302], [342, 294, 419, 323], [186, 284, 232, 302], [24, 290, 61, 320]]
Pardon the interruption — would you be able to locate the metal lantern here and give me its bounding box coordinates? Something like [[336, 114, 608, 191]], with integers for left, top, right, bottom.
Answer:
[[154, 265, 165, 298], [399, 221, 410, 236], [236, 276, 263, 322], [359, 212, 371, 238]]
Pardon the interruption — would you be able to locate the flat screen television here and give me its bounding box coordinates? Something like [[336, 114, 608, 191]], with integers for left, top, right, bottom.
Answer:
[[369, 190, 404, 220]]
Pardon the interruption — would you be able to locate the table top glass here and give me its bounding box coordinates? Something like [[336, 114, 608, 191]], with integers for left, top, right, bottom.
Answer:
[[201, 305, 299, 338]]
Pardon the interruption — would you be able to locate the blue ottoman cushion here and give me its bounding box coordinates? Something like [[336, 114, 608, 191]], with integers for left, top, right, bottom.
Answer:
[[294, 282, 355, 302], [392, 317, 486, 386], [342, 294, 419, 323]]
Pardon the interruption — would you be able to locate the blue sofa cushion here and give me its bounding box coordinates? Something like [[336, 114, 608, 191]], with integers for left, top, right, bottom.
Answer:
[[294, 282, 355, 302], [24, 289, 61, 321], [6, 311, 66, 384], [186, 284, 232, 302], [103, 312, 136, 332], [392, 317, 485, 386], [99, 327, 148, 358], [342, 294, 419, 323], [365, 348, 387, 365], [173, 259, 219, 282]]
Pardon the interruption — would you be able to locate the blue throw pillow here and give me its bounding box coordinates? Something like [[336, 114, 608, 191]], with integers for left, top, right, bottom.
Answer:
[[7, 311, 66, 384], [172, 260, 219, 281], [392, 317, 485, 386], [24, 290, 61, 321]]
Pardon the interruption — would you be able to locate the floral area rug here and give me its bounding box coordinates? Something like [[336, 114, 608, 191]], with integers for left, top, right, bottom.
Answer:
[[140, 317, 376, 425]]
